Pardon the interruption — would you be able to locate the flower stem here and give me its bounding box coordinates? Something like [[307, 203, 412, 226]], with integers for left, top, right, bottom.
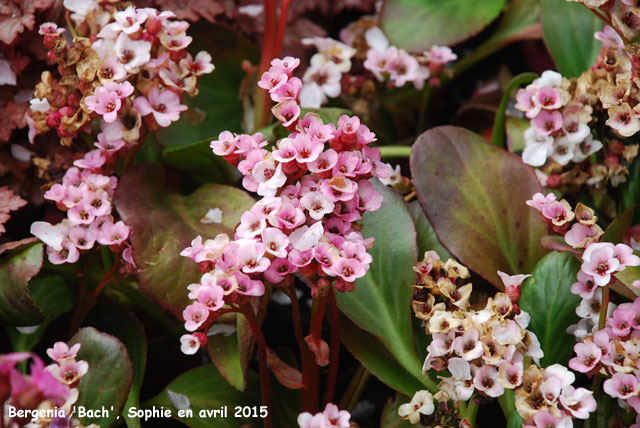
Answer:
[[239, 303, 272, 428], [303, 295, 327, 413], [323, 287, 340, 406], [461, 397, 479, 427], [285, 284, 313, 394], [255, 0, 278, 130], [598, 283, 610, 331], [274, 0, 291, 57], [378, 145, 412, 159]]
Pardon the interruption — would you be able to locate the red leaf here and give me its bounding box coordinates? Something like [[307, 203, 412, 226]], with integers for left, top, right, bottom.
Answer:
[[266, 348, 305, 390]]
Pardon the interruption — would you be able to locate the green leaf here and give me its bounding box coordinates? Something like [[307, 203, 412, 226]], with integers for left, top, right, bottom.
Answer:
[[380, 394, 414, 428], [70, 327, 134, 428], [7, 275, 73, 352], [380, 0, 507, 51], [114, 163, 254, 316], [206, 314, 253, 391], [162, 139, 240, 185], [340, 315, 428, 396], [145, 365, 260, 428], [154, 24, 259, 148], [407, 200, 451, 260], [492, 72, 538, 148], [336, 181, 436, 392], [507, 410, 524, 428], [505, 116, 529, 153], [621, 157, 640, 223], [85, 298, 146, 428], [0, 243, 45, 326], [410, 126, 547, 288], [602, 206, 635, 243], [519, 252, 582, 366], [616, 263, 640, 289], [455, 0, 542, 75], [541, 0, 602, 77]]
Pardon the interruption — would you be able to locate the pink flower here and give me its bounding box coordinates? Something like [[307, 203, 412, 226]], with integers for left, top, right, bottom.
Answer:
[[309, 149, 339, 173], [526, 192, 556, 211], [270, 56, 300, 75], [614, 243, 640, 270], [112, 6, 148, 34], [608, 307, 637, 337], [252, 161, 287, 197], [533, 86, 562, 110], [581, 242, 620, 286], [595, 25, 624, 49], [301, 192, 335, 220], [603, 372, 639, 399], [114, 33, 151, 73], [48, 359, 89, 385], [236, 239, 270, 273], [96, 220, 129, 245], [46, 342, 81, 363], [196, 285, 225, 311], [258, 70, 288, 92], [272, 138, 297, 163], [236, 211, 267, 239], [565, 223, 600, 248], [47, 241, 80, 265], [272, 77, 302, 102], [569, 342, 602, 372], [530, 411, 572, 428], [540, 200, 574, 226], [134, 86, 187, 127], [453, 329, 483, 360], [183, 302, 209, 331], [264, 258, 295, 283], [261, 227, 289, 258], [272, 100, 300, 127], [497, 271, 531, 303], [84, 86, 122, 122], [181, 51, 215, 76], [293, 134, 324, 164], [570, 270, 598, 299], [531, 110, 563, 135], [74, 149, 106, 170], [473, 364, 504, 397], [322, 403, 350, 427], [559, 386, 597, 419], [210, 131, 237, 156], [333, 257, 365, 282]]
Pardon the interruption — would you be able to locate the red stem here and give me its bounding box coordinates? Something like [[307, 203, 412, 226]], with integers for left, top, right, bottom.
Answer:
[[273, 0, 292, 57], [286, 285, 313, 390], [304, 296, 328, 412], [323, 287, 340, 406], [90, 258, 120, 303], [239, 303, 272, 428], [256, 0, 278, 129]]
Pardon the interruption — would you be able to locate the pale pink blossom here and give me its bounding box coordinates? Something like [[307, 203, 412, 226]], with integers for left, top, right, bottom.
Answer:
[[134, 86, 187, 127]]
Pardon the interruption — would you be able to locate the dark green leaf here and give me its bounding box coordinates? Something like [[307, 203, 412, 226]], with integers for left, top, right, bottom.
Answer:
[[407, 200, 451, 260], [602, 206, 635, 243], [410, 126, 546, 288], [380, 0, 507, 51], [114, 164, 254, 316], [162, 139, 240, 185], [70, 327, 134, 428], [336, 181, 436, 392], [154, 24, 259, 148], [541, 0, 602, 77], [519, 252, 581, 366], [340, 315, 428, 396], [85, 298, 146, 428], [0, 243, 44, 326], [455, 0, 542, 76], [145, 365, 260, 428], [6, 275, 73, 351]]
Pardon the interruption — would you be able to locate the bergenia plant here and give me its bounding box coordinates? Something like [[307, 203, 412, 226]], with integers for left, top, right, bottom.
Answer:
[[2, 0, 640, 427]]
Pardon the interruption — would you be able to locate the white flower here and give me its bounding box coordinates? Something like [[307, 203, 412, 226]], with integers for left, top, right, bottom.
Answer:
[[522, 127, 554, 166], [30, 98, 51, 113], [398, 390, 435, 424], [30, 221, 65, 251], [572, 134, 603, 163], [379, 164, 402, 186], [289, 222, 324, 251], [550, 137, 577, 166]]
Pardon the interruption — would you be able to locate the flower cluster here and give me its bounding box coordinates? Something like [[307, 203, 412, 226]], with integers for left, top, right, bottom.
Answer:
[[526, 193, 640, 338], [179, 56, 389, 354], [28, 1, 213, 265], [1, 342, 91, 428], [298, 19, 456, 108], [297, 403, 351, 428], [404, 250, 596, 426], [569, 296, 640, 413], [517, 364, 596, 427], [515, 71, 600, 167], [299, 37, 356, 109], [363, 27, 456, 90], [515, 26, 639, 190]]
